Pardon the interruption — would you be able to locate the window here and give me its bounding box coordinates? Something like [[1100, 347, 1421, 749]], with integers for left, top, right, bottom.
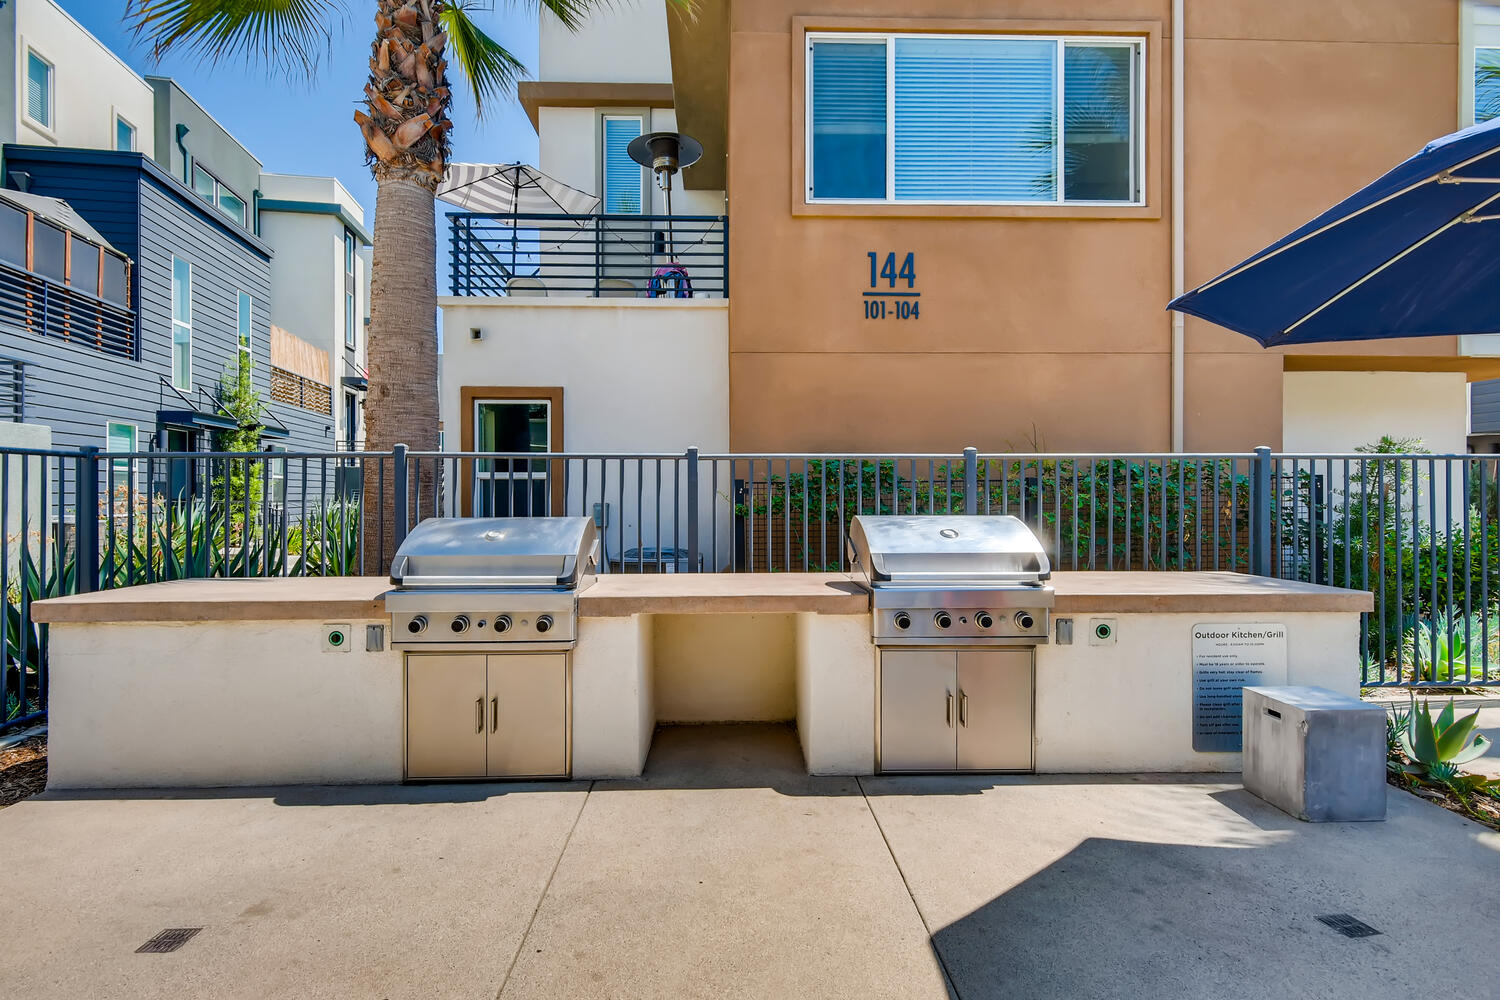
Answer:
[[115, 115, 136, 152], [343, 231, 357, 349], [106, 422, 137, 496], [190, 162, 247, 226], [171, 256, 192, 391], [602, 115, 645, 214], [237, 290, 251, 355], [25, 51, 51, 129], [473, 399, 551, 516], [218, 189, 246, 226], [0, 202, 24, 268], [268, 445, 287, 505], [101, 252, 129, 306], [807, 33, 1144, 205], [1477, 47, 1500, 123], [31, 221, 65, 283]]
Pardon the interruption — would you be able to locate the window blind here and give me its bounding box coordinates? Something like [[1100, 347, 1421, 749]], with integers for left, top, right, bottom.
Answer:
[[894, 37, 1056, 201], [602, 117, 644, 214], [810, 41, 888, 199], [26, 53, 48, 126]]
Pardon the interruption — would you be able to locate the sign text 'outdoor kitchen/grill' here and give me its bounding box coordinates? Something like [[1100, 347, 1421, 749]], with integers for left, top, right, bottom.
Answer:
[[1191, 623, 1288, 753]]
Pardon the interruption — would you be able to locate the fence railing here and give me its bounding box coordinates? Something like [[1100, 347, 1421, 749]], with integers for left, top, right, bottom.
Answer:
[[0, 259, 135, 359], [447, 212, 728, 298], [2, 445, 1496, 732]]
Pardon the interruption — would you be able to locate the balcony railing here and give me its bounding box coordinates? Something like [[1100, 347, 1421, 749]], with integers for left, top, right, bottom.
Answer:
[[0, 258, 135, 359], [448, 212, 728, 299], [0, 355, 24, 422]]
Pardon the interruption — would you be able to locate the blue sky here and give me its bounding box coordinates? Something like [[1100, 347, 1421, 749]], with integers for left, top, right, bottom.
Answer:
[[58, 1, 544, 227]]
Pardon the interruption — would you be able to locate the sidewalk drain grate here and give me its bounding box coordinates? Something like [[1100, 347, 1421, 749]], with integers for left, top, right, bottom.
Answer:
[[135, 928, 202, 954], [1316, 914, 1381, 938]]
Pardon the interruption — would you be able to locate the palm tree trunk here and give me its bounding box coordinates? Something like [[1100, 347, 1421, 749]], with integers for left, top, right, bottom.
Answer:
[[362, 176, 439, 573]]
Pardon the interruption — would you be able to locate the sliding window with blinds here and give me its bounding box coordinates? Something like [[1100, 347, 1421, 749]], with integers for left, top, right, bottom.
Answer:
[[807, 33, 1143, 205]]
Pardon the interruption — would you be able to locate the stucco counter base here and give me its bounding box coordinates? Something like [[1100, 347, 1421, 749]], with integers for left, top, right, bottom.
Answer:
[[34, 573, 1372, 787]]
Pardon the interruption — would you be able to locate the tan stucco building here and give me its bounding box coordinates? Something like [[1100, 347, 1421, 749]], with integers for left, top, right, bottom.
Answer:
[[441, 1, 1500, 464]]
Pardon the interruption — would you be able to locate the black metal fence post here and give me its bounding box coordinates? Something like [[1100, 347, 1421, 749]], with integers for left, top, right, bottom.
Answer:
[[392, 444, 409, 550], [74, 446, 99, 593], [686, 447, 700, 572], [1251, 445, 1273, 577], [963, 447, 978, 515]]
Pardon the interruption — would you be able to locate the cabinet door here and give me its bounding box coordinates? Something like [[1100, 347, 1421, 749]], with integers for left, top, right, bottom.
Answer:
[[406, 654, 488, 779], [880, 650, 957, 772], [487, 654, 569, 778], [956, 650, 1034, 772]]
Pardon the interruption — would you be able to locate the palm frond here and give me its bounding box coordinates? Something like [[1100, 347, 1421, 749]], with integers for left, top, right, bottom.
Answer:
[[124, 0, 349, 75], [442, 1, 527, 118]]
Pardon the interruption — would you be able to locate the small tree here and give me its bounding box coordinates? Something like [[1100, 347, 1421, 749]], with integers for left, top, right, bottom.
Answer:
[[213, 353, 263, 543]]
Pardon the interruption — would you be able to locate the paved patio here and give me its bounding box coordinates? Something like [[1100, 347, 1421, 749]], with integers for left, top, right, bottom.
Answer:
[[0, 724, 1496, 999]]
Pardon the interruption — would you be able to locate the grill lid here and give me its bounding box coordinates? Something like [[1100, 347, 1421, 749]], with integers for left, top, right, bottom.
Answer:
[[390, 516, 597, 589], [848, 515, 1051, 585]]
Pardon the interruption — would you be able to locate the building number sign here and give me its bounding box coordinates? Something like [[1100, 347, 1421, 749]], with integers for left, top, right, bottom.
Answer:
[[864, 251, 920, 320]]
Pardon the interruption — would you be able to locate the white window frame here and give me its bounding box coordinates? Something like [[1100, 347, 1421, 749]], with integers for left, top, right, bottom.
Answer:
[[189, 161, 248, 226], [171, 256, 193, 391], [105, 421, 138, 496], [1462, 2, 1500, 125], [114, 113, 137, 152], [236, 289, 252, 356], [343, 230, 357, 349], [23, 47, 54, 133], [600, 113, 648, 215], [472, 398, 552, 514], [804, 31, 1147, 208]]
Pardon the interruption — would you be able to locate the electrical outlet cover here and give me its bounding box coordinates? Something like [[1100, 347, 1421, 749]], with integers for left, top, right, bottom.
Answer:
[[1088, 618, 1117, 646], [323, 623, 352, 652]]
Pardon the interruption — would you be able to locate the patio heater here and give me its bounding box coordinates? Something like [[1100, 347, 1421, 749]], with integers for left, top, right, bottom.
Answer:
[[627, 132, 703, 294]]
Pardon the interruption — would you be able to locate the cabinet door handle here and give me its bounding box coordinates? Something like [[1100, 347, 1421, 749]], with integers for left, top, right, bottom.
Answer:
[[491, 696, 499, 733], [946, 691, 954, 728], [959, 690, 969, 727], [475, 697, 484, 734]]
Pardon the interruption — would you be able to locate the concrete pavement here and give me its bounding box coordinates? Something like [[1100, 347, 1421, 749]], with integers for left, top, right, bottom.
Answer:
[[0, 724, 1496, 999]]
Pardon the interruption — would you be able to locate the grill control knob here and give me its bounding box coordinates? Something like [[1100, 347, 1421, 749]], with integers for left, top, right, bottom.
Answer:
[[406, 615, 428, 635], [535, 615, 554, 635], [1014, 611, 1036, 631], [450, 615, 471, 634], [975, 611, 994, 630], [933, 611, 952, 630], [493, 615, 512, 634], [893, 612, 912, 631]]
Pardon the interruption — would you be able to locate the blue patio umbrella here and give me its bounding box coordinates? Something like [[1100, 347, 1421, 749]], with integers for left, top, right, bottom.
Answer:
[[1168, 117, 1500, 346]]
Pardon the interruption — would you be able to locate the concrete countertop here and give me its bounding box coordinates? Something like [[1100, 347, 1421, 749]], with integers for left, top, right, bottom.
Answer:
[[31, 577, 393, 624], [31, 571, 1371, 624]]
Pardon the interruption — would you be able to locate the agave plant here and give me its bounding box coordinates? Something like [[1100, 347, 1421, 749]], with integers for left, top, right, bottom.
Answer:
[[1395, 697, 1499, 800], [1401, 611, 1500, 684]]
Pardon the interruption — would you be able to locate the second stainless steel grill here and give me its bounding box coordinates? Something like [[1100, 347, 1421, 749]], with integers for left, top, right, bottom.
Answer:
[[385, 516, 598, 782], [849, 515, 1052, 774], [848, 515, 1054, 645], [386, 516, 597, 648]]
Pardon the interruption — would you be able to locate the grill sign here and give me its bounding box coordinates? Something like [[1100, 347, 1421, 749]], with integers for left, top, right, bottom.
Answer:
[[1191, 623, 1288, 752], [865, 251, 920, 320]]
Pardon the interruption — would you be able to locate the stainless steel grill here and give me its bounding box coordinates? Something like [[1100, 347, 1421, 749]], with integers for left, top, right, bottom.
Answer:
[[851, 515, 1052, 774], [848, 515, 1053, 645], [386, 516, 597, 649]]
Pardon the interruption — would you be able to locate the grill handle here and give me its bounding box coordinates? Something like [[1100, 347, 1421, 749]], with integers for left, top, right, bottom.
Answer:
[[959, 690, 969, 727], [491, 697, 499, 733], [475, 698, 484, 735], [946, 691, 954, 728]]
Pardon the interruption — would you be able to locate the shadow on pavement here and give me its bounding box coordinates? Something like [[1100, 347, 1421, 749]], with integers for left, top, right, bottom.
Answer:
[[930, 836, 1397, 1000]]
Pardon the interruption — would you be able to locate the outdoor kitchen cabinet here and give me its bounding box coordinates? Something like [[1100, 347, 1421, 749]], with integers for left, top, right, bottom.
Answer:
[[405, 653, 569, 780], [879, 649, 1033, 773]]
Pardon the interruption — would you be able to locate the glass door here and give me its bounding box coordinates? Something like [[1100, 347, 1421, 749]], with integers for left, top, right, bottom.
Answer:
[[473, 399, 551, 516]]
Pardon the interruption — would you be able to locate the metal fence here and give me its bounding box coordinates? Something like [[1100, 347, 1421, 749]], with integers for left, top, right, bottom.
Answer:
[[2, 445, 1496, 732], [447, 212, 728, 298]]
